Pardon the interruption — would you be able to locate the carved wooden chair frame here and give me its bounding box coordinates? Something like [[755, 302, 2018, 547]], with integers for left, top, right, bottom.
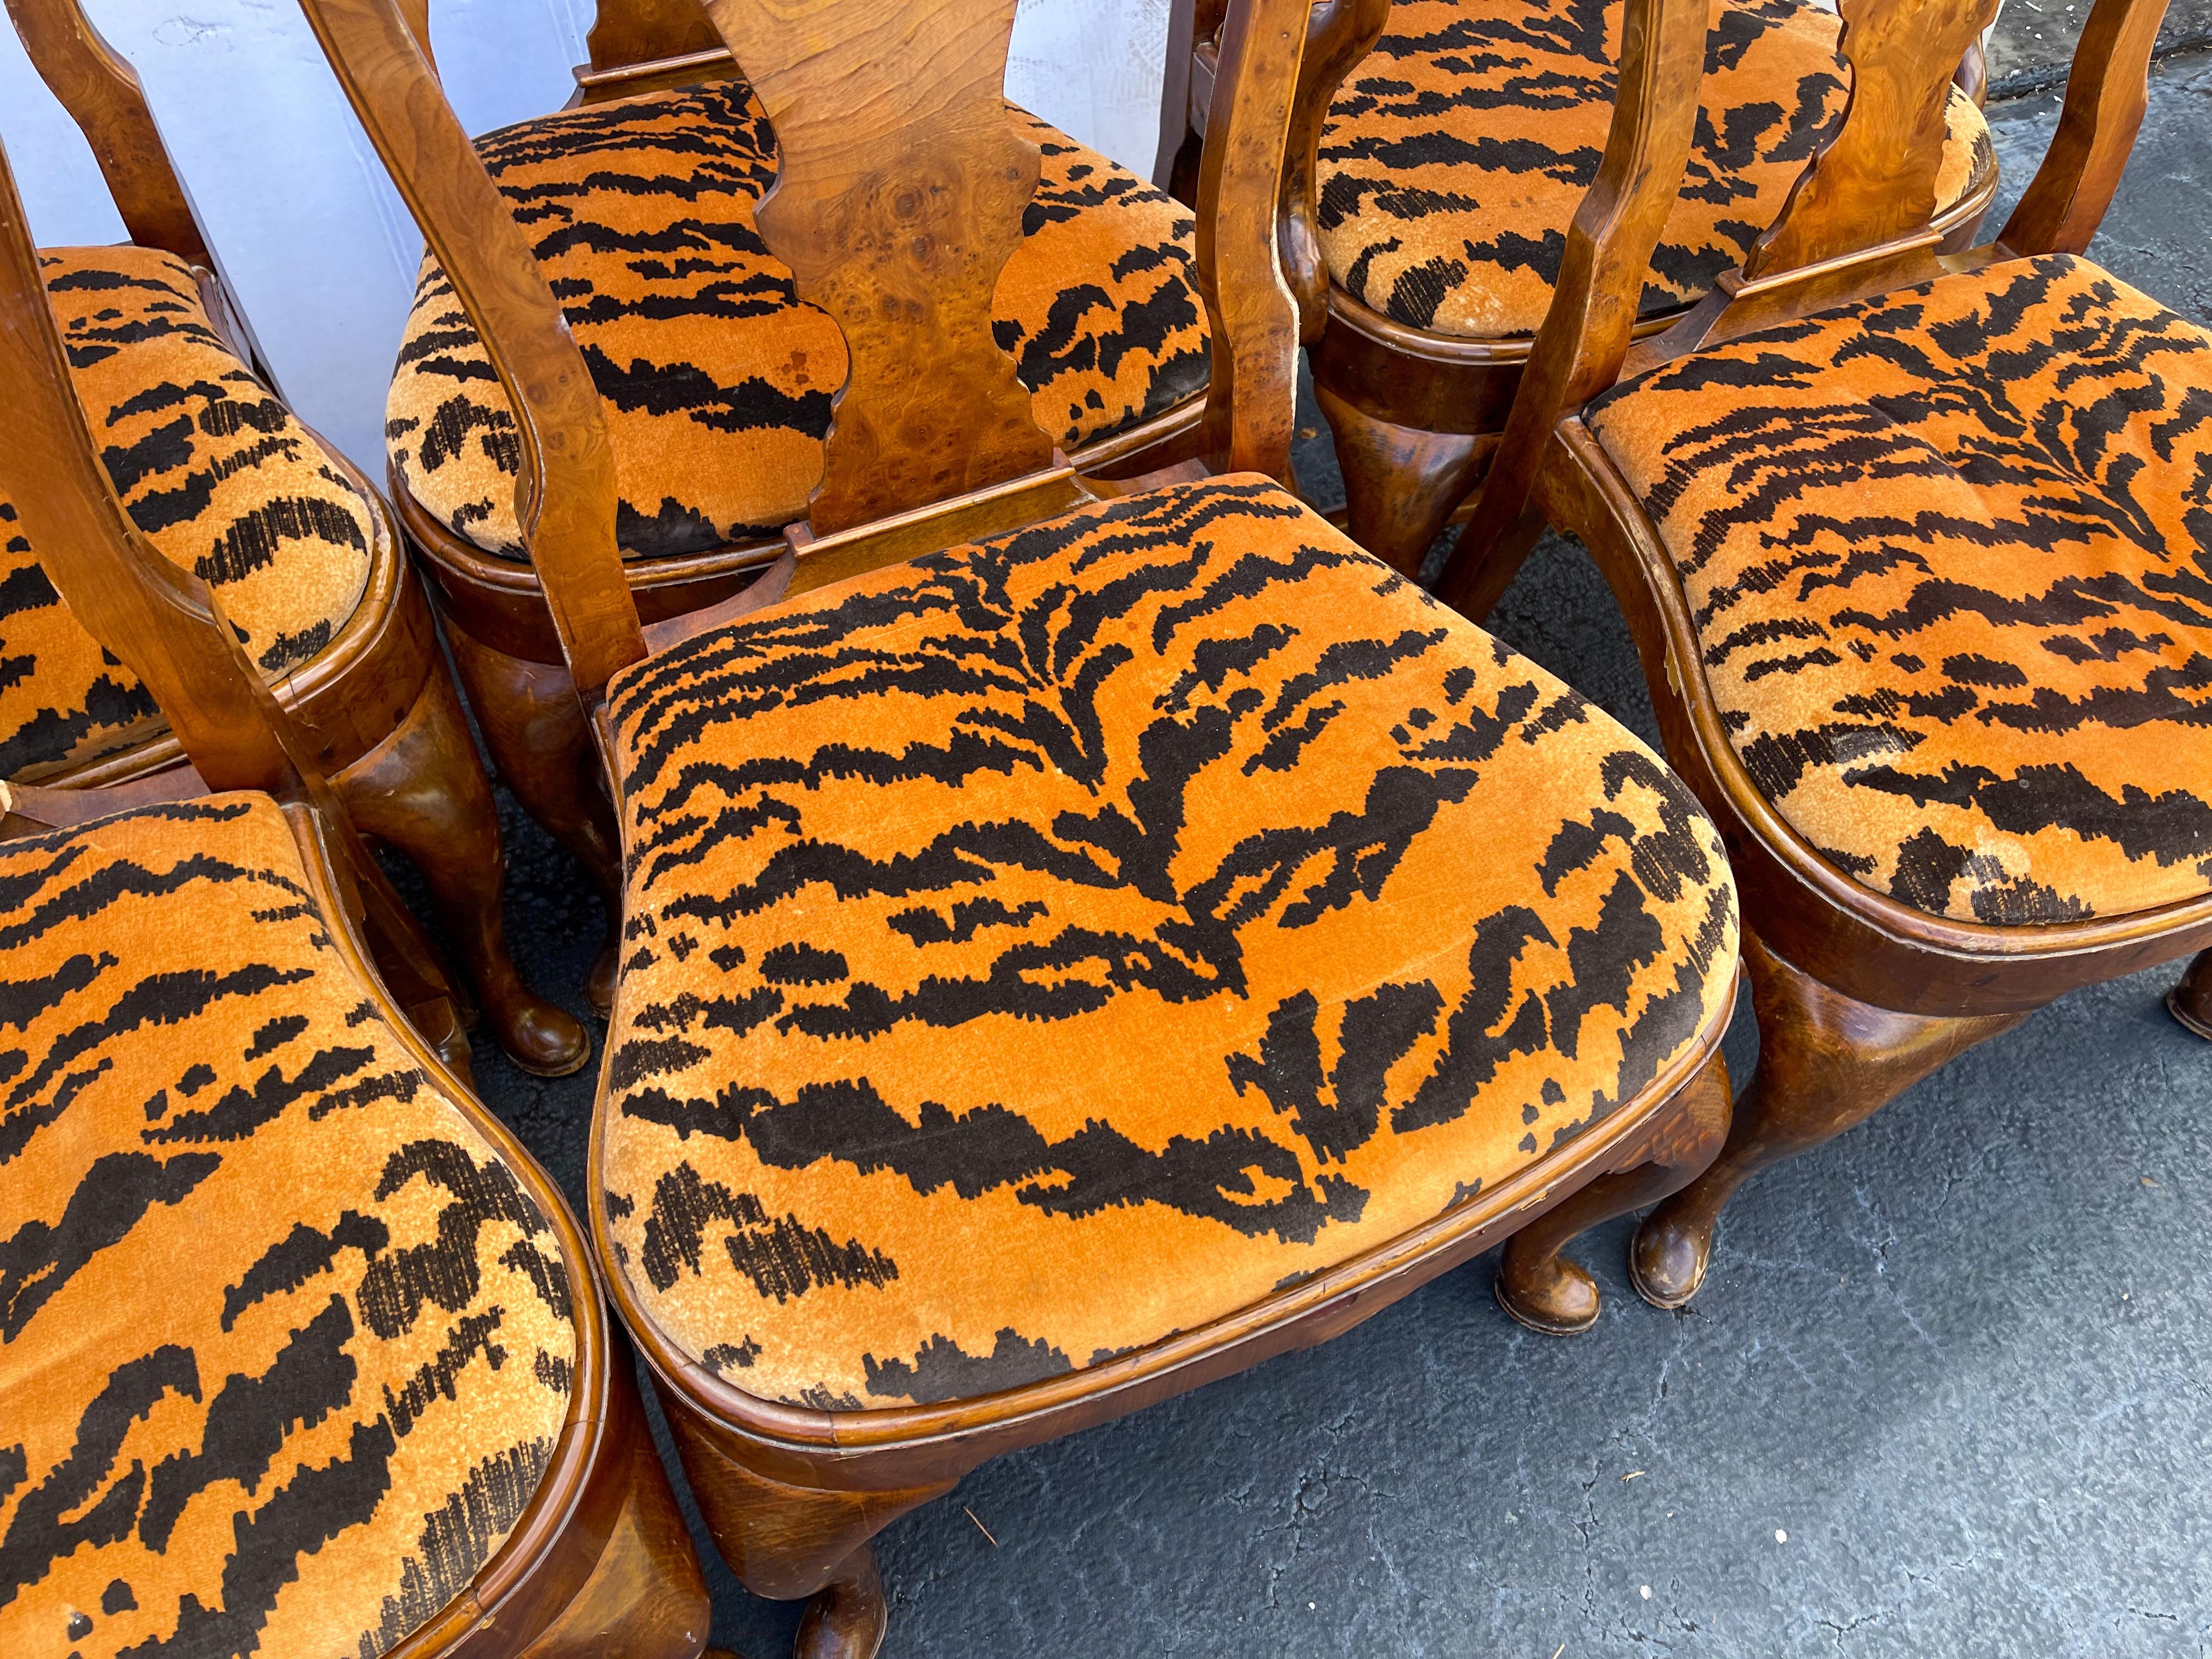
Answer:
[[0, 132, 713, 1659], [299, 0, 1743, 1650], [1444, 0, 2212, 1307], [1, 0, 586, 1076], [371, 0, 1237, 1013], [1156, 0, 2001, 575]]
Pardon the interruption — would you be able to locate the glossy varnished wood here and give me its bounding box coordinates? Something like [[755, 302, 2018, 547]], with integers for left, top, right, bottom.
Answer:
[[706, 0, 1052, 532], [3, 0, 584, 1073], [307, 2, 1748, 1652], [0, 137, 708, 1656], [1443, 0, 2205, 1303], [4, 0, 208, 263], [1246, 0, 2002, 572]]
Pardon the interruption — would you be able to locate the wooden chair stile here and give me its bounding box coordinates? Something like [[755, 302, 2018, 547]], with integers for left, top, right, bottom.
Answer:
[[0, 0, 587, 1076], [1446, 0, 2212, 1310], [0, 134, 711, 1659], [1160, 0, 2001, 575], [356, 0, 1234, 1005], [308, 1, 1758, 1653]]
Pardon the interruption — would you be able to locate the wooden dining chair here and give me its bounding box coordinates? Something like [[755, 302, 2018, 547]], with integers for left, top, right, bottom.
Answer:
[[1161, 0, 1999, 576], [366, 0, 1231, 1009], [0, 0, 586, 1076], [302, 0, 1744, 1649], [1442, 0, 2212, 1312], [0, 139, 708, 1659]]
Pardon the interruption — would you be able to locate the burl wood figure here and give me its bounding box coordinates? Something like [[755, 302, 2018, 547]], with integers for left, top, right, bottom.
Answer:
[[361, 0, 1240, 1007], [0, 0, 587, 1076], [0, 139, 709, 1659], [300, 0, 1752, 1652], [1447, 0, 2212, 1312], [1160, 0, 1998, 576]]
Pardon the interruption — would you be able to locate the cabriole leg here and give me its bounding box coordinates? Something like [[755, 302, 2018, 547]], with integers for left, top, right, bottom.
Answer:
[[338, 655, 589, 1076], [1494, 1042, 1731, 1335], [1631, 932, 2029, 1307], [1314, 386, 1488, 577], [441, 618, 627, 1013]]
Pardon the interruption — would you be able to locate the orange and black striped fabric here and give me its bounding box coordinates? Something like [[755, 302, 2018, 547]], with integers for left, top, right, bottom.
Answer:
[[0, 797, 575, 1658], [1589, 253, 2212, 923], [1315, 0, 1996, 338], [597, 476, 1738, 1409], [388, 81, 1211, 562], [1, 249, 374, 782]]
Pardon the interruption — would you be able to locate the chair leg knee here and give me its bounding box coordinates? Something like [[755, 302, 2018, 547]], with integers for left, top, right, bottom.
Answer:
[[1632, 933, 2029, 1307], [337, 656, 590, 1076]]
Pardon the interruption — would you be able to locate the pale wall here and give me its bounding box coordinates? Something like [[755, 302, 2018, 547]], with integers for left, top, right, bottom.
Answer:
[[0, 0, 1174, 472]]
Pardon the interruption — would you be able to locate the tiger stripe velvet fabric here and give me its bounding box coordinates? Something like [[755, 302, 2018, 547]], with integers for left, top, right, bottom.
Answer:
[[1589, 254, 2212, 923], [0, 797, 574, 1658], [388, 82, 1211, 563], [598, 477, 1738, 1409], [2, 249, 374, 783], [1314, 0, 1995, 338]]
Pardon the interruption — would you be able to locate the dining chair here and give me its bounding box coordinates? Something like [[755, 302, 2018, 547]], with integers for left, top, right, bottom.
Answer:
[[370, 0, 1232, 1009], [0, 139, 707, 1659], [300, 0, 1742, 1650], [1163, 0, 1999, 575], [0, 0, 586, 1076], [1442, 0, 2212, 1312]]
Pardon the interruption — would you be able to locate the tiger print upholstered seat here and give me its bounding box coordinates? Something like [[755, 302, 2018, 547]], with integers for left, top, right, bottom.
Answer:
[[1587, 253, 2212, 924], [595, 476, 1739, 1408], [388, 82, 1212, 563], [0, 795, 577, 1659], [2, 247, 374, 783], [1314, 0, 1997, 338]]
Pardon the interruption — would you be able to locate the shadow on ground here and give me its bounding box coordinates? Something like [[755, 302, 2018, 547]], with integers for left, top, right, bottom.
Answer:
[[443, 58, 2212, 1658]]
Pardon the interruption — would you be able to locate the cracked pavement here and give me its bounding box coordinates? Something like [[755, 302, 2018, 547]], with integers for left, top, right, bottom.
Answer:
[[448, 57, 2212, 1658]]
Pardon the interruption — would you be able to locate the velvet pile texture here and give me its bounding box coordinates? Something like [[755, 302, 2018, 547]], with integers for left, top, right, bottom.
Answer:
[[0, 797, 576, 1658], [388, 81, 1211, 562], [1, 248, 374, 782], [1590, 253, 2212, 923], [596, 476, 1738, 1409], [1314, 0, 1995, 338]]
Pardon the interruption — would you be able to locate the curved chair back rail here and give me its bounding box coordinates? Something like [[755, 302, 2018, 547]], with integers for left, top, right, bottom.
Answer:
[[301, 0, 1310, 709], [0, 134, 462, 1043], [0, 0, 591, 1075], [2, 0, 208, 262]]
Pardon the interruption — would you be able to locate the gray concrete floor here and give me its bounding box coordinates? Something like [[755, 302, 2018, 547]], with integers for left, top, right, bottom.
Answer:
[[450, 55, 2212, 1659]]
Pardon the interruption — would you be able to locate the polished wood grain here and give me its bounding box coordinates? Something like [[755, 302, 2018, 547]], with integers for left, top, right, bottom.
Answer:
[[301, 0, 648, 708], [702, 0, 1053, 532], [0, 138, 708, 1657], [586, 0, 721, 75], [1496, 1034, 1732, 1333], [1996, 0, 2168, 257], [1442, 0, 2205, 1311], [1194, 0, 1312, 478], [306, 5, 1745, 1650], [1229, 0, 2004, 574], [3, 0, 210, 264], [3, 0, 585, 1073], [1438, 0, 1707, 618]]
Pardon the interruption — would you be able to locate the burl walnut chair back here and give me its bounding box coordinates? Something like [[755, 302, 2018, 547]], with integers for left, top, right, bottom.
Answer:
[[1448, 0, 2212, 1308], [304, 3, 1749, 1654], [0, 0, 588, 1077], [308, 0, 1302, 709], [348, 0, 1235, 1007], [0, 143, 713, 1659]]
